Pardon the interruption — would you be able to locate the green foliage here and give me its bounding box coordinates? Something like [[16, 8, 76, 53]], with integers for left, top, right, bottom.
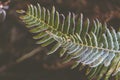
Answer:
[[19, 4, 120, 80]]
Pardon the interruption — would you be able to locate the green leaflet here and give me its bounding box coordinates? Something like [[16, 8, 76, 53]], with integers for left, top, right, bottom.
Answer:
[[75, 14, 83, 35], [19, 4, 120, 80]]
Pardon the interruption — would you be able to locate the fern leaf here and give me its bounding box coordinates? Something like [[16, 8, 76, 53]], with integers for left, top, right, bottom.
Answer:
[[19, 4, 120, 79]]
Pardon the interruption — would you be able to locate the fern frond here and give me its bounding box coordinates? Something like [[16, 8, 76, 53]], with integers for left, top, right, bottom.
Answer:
[[19, 4, 120, 80]]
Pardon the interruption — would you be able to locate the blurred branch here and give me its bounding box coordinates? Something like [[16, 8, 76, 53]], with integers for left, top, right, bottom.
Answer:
[[16, 46, 43, 63], [0, 46, 43, 74]]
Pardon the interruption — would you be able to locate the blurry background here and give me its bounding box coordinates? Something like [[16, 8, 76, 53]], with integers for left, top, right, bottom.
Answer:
[[0, 0, 120, 80]]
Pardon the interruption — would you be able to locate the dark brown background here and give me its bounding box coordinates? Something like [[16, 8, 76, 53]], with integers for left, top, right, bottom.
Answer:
[[0, 0, 120, 80]]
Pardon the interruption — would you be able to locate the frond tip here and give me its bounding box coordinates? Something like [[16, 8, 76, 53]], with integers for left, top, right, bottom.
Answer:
[[19, 4, 120, 79]]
